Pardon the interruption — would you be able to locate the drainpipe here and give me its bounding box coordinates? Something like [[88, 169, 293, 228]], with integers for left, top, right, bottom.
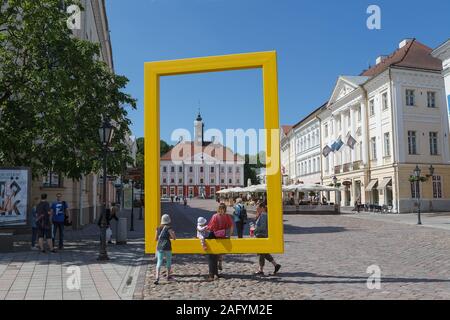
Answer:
[[388, 67, 400, 214], [359, 85, 371, 203]]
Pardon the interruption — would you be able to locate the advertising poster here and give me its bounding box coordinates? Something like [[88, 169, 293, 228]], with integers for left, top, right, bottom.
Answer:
[[123, 185, 132, 210], [0, 168, 30, 227]]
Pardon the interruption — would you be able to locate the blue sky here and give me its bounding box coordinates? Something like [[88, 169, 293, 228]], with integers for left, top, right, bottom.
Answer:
[[106, 0, 449, 142]]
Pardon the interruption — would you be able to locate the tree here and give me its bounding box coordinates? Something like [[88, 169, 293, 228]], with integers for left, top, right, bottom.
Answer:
[[135, 138, 172, 169], [160, 140, 173, 157], [0, 0, 136, 179]]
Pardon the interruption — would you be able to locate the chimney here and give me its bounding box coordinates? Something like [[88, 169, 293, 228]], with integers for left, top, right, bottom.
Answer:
[[376, 55, 388, 65], [399, 38, 413, 49]]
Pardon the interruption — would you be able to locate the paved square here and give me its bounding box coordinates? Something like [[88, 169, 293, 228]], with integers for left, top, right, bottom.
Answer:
[[143, 200, 450, 300]]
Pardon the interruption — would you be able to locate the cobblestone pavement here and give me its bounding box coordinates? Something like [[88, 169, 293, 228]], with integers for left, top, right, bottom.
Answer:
[[0, 209, 148, 300], [143, 200, 450, 300]]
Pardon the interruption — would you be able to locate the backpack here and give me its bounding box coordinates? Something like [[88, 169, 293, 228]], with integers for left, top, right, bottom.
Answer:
[[238, 204, 247, 222]]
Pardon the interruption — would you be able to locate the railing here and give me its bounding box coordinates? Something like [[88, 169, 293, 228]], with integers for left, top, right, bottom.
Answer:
[[334, 165, 341, 174], [343, 163, 351, 173]]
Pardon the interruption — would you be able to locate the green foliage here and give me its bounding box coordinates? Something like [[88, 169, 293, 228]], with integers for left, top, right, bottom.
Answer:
[[160, 140, 173, 157], [408, 176, 428, 183], [0, 0, 136, 179]]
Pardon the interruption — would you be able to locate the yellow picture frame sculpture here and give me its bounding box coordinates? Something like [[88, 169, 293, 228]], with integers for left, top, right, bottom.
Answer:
[[144, 51, 283, 254]]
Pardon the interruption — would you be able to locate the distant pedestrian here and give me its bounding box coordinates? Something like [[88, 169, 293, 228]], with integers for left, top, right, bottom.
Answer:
[[171, 196, 174, 203], [206, 203, 233, 281], [254, 202, 281, 276], [233, 198, 247, 238], [51, 193, 68, 249], [197, 217, 208, 250], [154, 214, 176, 285], [36, 194, 56, 253], [106, 203, 119, 244], [183, 197, 187, 207], [31, 197, 40, 250]]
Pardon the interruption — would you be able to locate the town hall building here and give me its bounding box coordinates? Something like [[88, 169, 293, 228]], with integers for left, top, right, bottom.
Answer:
[[160, 112, 245, 199]]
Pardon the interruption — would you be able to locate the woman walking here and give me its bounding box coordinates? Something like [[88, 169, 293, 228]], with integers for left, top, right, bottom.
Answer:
[[254, 202, 281, 276], [206, 203, 233, 281], [154, 214, 176, 285]]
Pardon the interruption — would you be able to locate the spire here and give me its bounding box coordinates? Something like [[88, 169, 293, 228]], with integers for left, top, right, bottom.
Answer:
[[196, 108, 202, 121]]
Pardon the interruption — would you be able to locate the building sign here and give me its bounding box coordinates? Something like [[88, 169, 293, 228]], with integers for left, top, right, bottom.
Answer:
[[0, 168, 30, 227]]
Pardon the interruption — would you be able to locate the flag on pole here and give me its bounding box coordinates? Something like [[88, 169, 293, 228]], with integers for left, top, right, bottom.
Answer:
[[322, 145, 332, 157], [335, 138, 344, 151], [347, 135, 357, 149]]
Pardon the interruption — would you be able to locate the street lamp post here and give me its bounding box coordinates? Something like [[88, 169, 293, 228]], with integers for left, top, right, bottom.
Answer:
[[130, 179, 135, 231], [98, 120, 114, 261], [413, 165, 422, 225]]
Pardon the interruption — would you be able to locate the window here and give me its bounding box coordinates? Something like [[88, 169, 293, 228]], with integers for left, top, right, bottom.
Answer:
[[210, 166, 215, 173], [236, 167, 240, 173], [170, 166, 175, 173], [178, 178, 182, 184], [427, 91, 436, 108], [325, 157, 330, 173], [211, 178, 215, 184], [189, 166, 193, 173], [163, 166, 167, 173], [162, 188, 167, 195], [200, 178, 204, 184], [228, 178, 232, 184], [170, 179, 175, 184], [179, 166, 183, 173], [220, 167, 225, 174], [382, 92, 388, 110], [324, 124, 328, 138], [411, 181, 420, 199], [221, 179, 225, 184], [162, 178, 167, 184], [189, 178, 193, 184], [370, 137, 377, 160], [236, 179, 240, 184], [313, 159, 316, 173], [228, 167, 232, 174], [384, 132, 391, 157], [369, 99, 375, 116], [200, 167, 204, 173], [43, 172, 63, 188], [429, 132, 438, 155], [357, 107, 361, 122], [406, 89, 415, 106], [408, 131, 417, 155], [433, 176, 442, 199]]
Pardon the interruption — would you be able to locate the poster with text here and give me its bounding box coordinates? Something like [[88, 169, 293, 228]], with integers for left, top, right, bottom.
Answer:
[[0, 168, 30, 226]]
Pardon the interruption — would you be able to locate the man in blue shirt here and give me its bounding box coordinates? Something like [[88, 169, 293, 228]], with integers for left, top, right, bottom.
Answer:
[[51, 193, 68, 249]]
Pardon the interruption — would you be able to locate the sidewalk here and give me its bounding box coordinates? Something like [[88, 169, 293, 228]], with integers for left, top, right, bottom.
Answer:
[[0, 209, 148, 300], [342, 211, 450, 232]]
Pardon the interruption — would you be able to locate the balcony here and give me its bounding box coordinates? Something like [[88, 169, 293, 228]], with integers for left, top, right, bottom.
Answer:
[[343, 163, 351, 173], [334, 165, 341, 174], [352, 161, 362, 170]]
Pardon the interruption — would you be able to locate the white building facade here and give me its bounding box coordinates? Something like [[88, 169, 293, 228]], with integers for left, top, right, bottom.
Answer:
[[293, 106, 325, 185], [320, 39, 450, 213], [432, 39, 450, 123]]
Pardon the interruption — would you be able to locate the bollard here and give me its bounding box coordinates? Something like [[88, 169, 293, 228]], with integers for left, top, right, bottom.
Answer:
[[116, 217, 128, 245]]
